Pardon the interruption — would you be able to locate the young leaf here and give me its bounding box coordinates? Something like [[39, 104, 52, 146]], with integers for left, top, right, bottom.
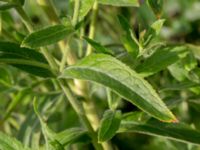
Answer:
[[0, 41, 54, 77], [119, 119, 200, 146], [0, 131, 31, 150], [98, 110, 121, 142], [118, 15, 139, 58], [60, 54, 177, 122], [136, 45, 188, 77], [143, 19, 165, 47], [84, 37, 114, 55], [22, 24, 74, 48], [98, 0, 139, 7]]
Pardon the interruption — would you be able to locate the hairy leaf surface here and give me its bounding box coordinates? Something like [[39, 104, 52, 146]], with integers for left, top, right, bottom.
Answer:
[[61, 54, 176, 122]]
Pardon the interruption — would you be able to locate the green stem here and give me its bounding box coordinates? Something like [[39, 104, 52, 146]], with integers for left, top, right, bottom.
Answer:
[[58, 80, 103, 150], [15, 4, 103, 150], [36, 0, 60, 24], [86, 1, 98, 56], [72, 0, 81, 26]]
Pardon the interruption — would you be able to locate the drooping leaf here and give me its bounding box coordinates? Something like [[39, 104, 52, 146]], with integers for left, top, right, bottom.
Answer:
[[98, 0, 139, 7], [119, 118, 200, 146], [22, 24, 74, 48], [0, 41, 54, 77], [136, 45, 188, 77], [60, 54, 177, 122], [98, 110, 121, 142], [0, 131, 31, 150], [84, 37, 113, 55]]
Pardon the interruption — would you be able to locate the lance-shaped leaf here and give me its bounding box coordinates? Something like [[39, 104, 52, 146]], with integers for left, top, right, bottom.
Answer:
[[98, 0, 139, 7], [60, 54, 177, 122], [136, 46, 189, 77], [0, 41, 54, 77], [0, 131, 31, 150], [22, 24, 74, 48], [84, 37, 114, 55], [98, 110, 121, 142], [119, 118, 200, 146]]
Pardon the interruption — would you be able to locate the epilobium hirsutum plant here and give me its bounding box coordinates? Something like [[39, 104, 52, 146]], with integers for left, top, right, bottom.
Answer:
[[1, 0, 200, 149]]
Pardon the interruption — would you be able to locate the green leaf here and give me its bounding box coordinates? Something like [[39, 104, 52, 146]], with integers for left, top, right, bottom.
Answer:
[[4, 88, 30, 120], [143, 19, 165, 47], [118, 15, 139, 58], [0, 3, 18, 11], [0, 131, 31, 150], [119, 119, 200, 146], [136, 45, 188, 77], [98, 110, 121, 142], [33, 98, 64, 150], [107, 88, 121, 111], [98, 0, 139, 7], [60, 54, 177, 122], [148, 0, 163, 18], [151, 19, 165, 35], [84, 37, 114, 55], [79, 0, 95, 21], [0, 41, 54, 77], [22, 24, 74, 48], [54, 128, 91, 146], [168, 51, 198, 82]]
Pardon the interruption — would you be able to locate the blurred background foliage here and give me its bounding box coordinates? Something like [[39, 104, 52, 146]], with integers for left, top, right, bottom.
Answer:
[[0, 0, 200, 150]]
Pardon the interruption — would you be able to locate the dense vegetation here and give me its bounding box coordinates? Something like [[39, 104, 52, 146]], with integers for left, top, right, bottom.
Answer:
[[0, 0, 200, 150]]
